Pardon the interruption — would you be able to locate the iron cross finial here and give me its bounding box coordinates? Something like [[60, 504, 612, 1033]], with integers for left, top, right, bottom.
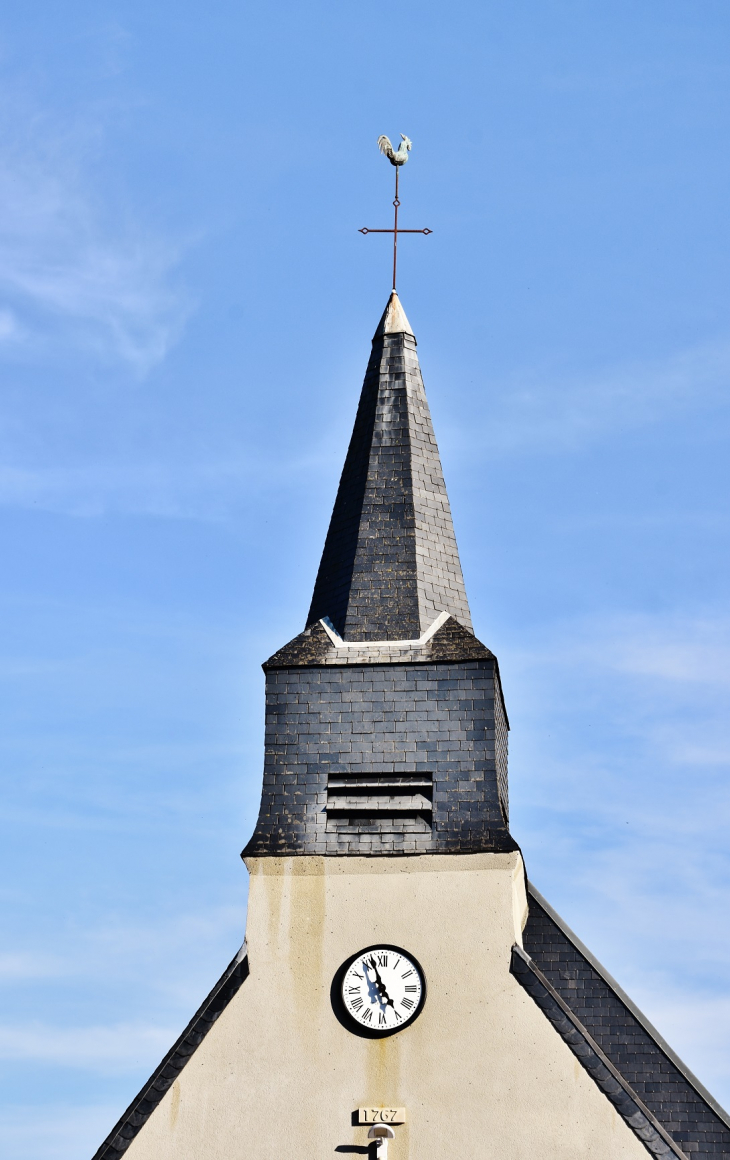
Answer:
[[359, 134, 432, 292]]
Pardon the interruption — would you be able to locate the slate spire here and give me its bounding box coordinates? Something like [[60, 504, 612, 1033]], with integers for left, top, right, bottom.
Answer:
[[307, 291, 472, 641]]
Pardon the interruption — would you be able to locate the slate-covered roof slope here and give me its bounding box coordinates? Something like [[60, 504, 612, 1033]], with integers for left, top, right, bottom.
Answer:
[[511, 945, 688, 1158], [522, 884, 730, 1157], [306, 291, 472, 641]]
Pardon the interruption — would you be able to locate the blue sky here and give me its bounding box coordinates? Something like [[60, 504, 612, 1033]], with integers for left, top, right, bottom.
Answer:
[[1, 1, 729, 1156]]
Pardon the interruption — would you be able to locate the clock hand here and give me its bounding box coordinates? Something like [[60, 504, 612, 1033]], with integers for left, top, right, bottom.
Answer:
[[367, 957, 396, 1009]]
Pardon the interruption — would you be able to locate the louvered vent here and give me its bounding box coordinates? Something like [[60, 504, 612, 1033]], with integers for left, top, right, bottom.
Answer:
[[325, 774, 433, 834]]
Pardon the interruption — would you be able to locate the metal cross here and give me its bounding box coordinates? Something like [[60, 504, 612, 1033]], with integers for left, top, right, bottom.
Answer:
[[359, 166, 432, 292]]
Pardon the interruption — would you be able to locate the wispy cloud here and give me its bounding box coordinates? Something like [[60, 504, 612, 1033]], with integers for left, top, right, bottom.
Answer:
[[0, 909, 246, 1117], [0, 955, 63, 983], [0, 448, 324, 520], [458, 336, 730, 454], [607, 619, 730, 687], [0, 1021, 175, 1071], [523, 610, 730, 690], [0, 1104, 119, 1160], [507, 611, 730, 841], [77, 908, 246, 996], [0, 308, 23, 343], [0, 906, 246, 994], [0, 99, 191, 373], [0, 460, 237, 520], [506, 603, 730, 1110], [633, 990, 730, 1091]]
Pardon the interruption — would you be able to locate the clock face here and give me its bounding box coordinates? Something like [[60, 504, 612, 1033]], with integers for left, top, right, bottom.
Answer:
[[340, 945, 426, 1036]]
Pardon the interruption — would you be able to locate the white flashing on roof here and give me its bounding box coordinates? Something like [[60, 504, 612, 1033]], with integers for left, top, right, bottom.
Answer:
[[319, 610, 451, 649]]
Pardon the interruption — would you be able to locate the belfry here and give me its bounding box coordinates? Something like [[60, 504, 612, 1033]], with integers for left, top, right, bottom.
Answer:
[[93, 289, 730, 1160]]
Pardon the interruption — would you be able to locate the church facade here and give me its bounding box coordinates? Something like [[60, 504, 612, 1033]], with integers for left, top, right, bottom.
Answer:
[[93, 292, 730, 1160]]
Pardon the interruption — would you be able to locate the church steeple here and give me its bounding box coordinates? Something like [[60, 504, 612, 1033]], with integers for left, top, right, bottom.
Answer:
[[243, 290, 512, 860], [307, 291, 472, 641]]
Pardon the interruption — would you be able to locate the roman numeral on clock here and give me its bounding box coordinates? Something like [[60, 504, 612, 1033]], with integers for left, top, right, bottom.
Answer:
[[401, 998, 414, 1010]]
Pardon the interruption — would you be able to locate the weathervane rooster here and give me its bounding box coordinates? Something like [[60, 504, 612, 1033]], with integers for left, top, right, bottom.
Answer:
[[361, 132, 429, 293], [377, 133, 412, 166]]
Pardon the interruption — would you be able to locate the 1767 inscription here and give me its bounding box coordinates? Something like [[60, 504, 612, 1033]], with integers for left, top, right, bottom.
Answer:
[[357, 1109, 406, 1125]]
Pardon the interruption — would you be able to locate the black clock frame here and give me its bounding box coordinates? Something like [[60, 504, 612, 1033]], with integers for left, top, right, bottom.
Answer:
[[330, 943, 427, 1039]]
